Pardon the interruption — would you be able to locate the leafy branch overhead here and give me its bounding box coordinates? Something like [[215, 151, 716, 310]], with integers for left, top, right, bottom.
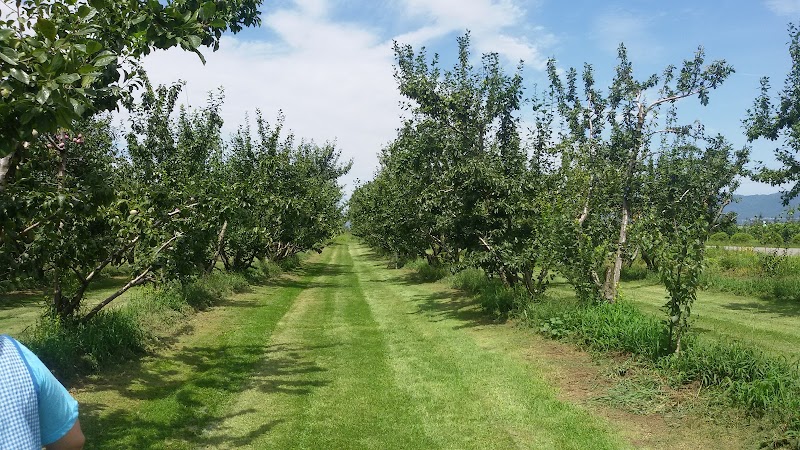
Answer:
[[0, 0, 263, 158]]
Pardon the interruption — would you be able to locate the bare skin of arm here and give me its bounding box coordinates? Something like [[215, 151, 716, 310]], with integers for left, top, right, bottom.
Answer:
[[45, 419, 85, 450]]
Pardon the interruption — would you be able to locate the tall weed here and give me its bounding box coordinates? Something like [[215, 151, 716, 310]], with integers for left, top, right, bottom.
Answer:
[[702, 248, 800, 302], [519, 295, 666, 359], [449, 268, 527, 318], [23, 311, 147, 380], [450, 267, 487, 294]]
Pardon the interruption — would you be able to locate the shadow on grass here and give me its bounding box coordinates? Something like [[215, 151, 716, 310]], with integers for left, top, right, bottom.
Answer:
[[259, 261, 353, 291], [80, 341, 331, 448], [0, 290, 45, 309], [411, 290, 495, 330], [720, 297, 800, 318]]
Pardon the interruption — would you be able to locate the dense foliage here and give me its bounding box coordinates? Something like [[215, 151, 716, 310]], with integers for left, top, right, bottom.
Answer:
[[350, 33, 748, 354], [0, 0, 350, 323], [1, 81, 350, 323], [746, 23, 800, 203]]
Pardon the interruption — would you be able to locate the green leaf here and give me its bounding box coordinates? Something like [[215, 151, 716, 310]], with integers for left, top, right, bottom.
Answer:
[[131, 13, 148, 25], [210, 18, 227, 28], [185, 35, 202, 49], [56, 73, 81, 84], [9, 68, 30, 84], [93, 54, 117, 67], [32, 49, 48, 63], [35, 87, 51, 104], [0, 47, 18, 66], [71, 98, 85, 116], [77, 5, 92, 18], [199, 1, 217, 20], [36, 18, 57, 41], [81, 73, 99, 88], [85, 40, 102, 55]]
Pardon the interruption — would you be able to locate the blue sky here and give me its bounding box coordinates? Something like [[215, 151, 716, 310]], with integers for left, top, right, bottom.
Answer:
[[140, 0, 800, 195]]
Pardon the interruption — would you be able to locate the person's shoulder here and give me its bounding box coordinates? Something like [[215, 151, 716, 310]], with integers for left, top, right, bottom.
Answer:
[[1, 334, 45, 391], [2, 335, 81, 445]]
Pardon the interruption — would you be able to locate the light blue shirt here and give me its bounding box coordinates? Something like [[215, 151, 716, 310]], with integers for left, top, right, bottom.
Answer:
[[1, 335, 79, 446]]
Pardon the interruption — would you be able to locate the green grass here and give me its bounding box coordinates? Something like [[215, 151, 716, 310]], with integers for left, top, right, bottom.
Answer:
[[0, 276, 137, 336], [621, 280, 800, 358], [73, 236, 629, 449], [17, 271, 254, 380]]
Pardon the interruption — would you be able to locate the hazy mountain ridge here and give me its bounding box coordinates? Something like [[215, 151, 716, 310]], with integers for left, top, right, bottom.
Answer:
[[726, 193, 800, 222]]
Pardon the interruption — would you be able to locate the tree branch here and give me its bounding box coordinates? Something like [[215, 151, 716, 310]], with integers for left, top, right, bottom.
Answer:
[[80, 234, 179, 323], [647, 89, 702, 110], [80, 268, 153, 323]]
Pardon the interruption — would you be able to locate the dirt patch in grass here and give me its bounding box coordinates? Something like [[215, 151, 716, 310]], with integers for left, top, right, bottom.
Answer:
[[464, 319, 762, 450]]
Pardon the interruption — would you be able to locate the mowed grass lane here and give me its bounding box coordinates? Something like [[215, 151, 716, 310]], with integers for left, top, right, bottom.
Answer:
[[75, 236, 627, 449]]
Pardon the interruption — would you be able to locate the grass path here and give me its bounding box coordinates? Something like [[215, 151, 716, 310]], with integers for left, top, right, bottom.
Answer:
[[74, 237, 633, 449]]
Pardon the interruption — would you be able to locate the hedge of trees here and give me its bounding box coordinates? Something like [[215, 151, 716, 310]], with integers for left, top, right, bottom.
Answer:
[[0, 1, 350, 324], [349, 34, 749, 354]]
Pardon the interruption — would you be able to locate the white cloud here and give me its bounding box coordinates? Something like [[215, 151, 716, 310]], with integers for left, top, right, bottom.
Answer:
[[393, 0, 553, 68], [401, 0, 522, 31], [140, 2, 405, 192], [135, 0, 553, 192], [765, 0, 800, 15]]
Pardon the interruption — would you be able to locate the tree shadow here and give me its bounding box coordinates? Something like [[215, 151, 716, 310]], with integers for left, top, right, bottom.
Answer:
[[0, 290, 45, 309], [720, 297, 800, 318], [79, 341, 331, 448], [199, 418, 285, 448], [263, 277, 341, 290], [410, 289, 497, 330]]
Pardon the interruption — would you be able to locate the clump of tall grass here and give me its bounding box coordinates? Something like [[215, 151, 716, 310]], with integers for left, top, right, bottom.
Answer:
[[663, 341, 800, 446], [406, 258, 450, 282], [528, 298, 667, 359], [450, 267, 487, 294], [619, 260, 660, 282], [702, 248, 800, 302], [23, 310, 147, 380], [450, 267, 527, 318], [182, 272, 250, 309], [21, 271, 258, 381]]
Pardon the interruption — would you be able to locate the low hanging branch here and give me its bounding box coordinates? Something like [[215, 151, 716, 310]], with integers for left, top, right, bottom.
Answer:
[[81, 234, 179, 323]]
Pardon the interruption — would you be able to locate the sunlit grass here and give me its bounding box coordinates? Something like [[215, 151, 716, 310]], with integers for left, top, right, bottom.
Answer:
[[622, 280, 800, 358], [0, 276, 135, 336], [73, 236, 630, 449]]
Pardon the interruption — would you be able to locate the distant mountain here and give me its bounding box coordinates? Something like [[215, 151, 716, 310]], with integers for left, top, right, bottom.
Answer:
[[725, 193, 800, 222]]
